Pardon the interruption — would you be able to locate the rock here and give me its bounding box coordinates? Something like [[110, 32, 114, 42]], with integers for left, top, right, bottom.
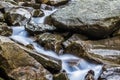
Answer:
[[25, 21, 56, 34], [53, 72, 69, 80], [0, 12, 4, 22], [0, 36, 52, 80], [0, 22, 12, 36], [4, 7, 31, 26], [33, 9, 44, 17], [113, 29, 120, 37], [22, 2, 40, 9], [41, 4, 54, 10], [35, 0, 69, 6], [0, 1, 17, 9], [86, 36, 120, 64], [51, 0, 120, 39], [36, 33, 64, 53], [47, 0, 69, 6], [63, 34, 88, 57], [85, 70, 95, 80], [99, 67, 120, 80]]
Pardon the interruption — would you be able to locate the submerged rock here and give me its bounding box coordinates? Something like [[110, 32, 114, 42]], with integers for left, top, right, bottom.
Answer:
[[51, 0, 120, 39], [25, 21, 56, 34], [0, 36, 51, 80], [36, 33, 64, 53], [0, 22, 12, 36], [5, 7, 31, 26]]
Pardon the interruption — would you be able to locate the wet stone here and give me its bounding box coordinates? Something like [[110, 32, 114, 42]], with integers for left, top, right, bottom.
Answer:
[[33, 9, 44, 17], [4, 7, 31, 26], [0, 22, 12, 36], [36, 32, 64, 53], [25, 21, 56, 34]]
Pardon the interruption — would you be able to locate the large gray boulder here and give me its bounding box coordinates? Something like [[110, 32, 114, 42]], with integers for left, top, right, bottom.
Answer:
[[51, 0, 120, 39]]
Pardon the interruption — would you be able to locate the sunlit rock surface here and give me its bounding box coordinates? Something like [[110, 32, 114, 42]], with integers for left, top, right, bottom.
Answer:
[[0, 36, 52, 80], [4, 7, 31, 26], [51, 0, 120, 39], [36, 32, 64, 53]]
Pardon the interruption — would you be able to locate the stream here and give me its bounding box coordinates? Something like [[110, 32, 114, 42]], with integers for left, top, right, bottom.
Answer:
[[10, 4, 103, 80]]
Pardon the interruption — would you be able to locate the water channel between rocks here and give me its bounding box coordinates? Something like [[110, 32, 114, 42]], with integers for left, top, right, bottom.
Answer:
[[10, 7, 103, 80]]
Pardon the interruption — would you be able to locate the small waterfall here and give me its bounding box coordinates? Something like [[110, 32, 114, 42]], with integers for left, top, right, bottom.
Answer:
[[9, 6, 103, 80]]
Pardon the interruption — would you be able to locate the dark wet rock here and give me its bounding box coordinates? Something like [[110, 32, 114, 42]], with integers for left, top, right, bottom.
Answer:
[[0, 12, 4, 22], [51, 0, 120, 39], [0, 22, 12, 36], [35, 0, 68, 6], [99, 67, 120, 80], [0, 36, 52, 80], [85, 70, 95, 80], [0, 66, 15, 80], [53, 72, 69, 80], [47, 0, 69, 6], [21, 2, 40, 9], [33, 9, 44, 17], [113, 29, 120, 37], [4, 7, 31, 26], [25, 21, 56, 34], [36, 33, 64, 53]]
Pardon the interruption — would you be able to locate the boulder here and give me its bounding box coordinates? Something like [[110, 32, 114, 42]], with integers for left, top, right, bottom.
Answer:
[[51, 0, 120, 39], [36, 33, 64, 53], [25, 21, 56, 34], [4, 7, 31, 26], [0, 22, 12, 36], [0, 36, 52, 80], [86, 36, 120, 64]]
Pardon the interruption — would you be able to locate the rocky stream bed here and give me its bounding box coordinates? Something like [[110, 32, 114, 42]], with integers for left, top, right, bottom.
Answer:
[[0, 0, 120, 80]]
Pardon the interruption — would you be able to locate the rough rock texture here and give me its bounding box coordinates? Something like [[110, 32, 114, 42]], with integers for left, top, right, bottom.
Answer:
[[5, 7, 31, 26], [53, 72, 69, 80], [0, 12, 4, 22], [21, 2, 40, 9], [33, 9, 44, 17], [100, 67, 120, 80], [36, 33, 64, 53], [86, 36, 120, 65], [51, 0, 120, 39], [0, 36, 51, 80], [25, 21, 56, 34], [35, 0, 68, 6], [63, 34, 88, 57], [0, 22, 12, 36]]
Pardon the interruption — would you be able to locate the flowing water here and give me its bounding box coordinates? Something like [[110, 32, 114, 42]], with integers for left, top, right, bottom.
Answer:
[[10, 5, 103, 80]]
